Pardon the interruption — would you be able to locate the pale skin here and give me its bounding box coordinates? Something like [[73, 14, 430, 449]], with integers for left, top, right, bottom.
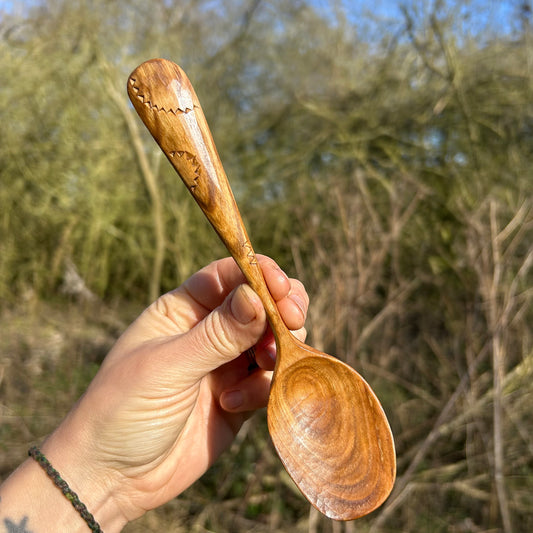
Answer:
[[0, 256, 309, 532]]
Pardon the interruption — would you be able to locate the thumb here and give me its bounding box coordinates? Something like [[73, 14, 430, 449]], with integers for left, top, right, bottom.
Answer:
[[173, 284, 267, 379]]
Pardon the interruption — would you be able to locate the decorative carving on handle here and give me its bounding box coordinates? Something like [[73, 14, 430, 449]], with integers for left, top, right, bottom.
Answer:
[[128, 76, 197, 115], [169, 150, 201, 192], [243, 240, 258, 265]]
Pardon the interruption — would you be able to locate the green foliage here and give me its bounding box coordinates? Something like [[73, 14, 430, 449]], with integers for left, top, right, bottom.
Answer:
[[1, 0, 532, 532]]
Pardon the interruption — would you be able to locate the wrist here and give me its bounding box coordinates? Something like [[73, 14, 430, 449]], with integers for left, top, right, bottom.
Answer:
[[39, 422, 130, 533], [0, 455, 126, 533]]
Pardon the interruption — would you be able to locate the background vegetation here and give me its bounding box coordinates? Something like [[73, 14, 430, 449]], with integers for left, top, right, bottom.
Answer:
[[1, 0, 532, 531]]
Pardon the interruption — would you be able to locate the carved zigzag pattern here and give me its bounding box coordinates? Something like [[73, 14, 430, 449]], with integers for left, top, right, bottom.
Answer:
[[243, 241, 257, 265], [169, 150, 201, 190], [128, 77, 195, 114]]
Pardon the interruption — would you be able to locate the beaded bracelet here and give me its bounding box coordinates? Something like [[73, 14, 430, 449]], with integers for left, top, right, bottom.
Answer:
[[28, 446, 103, 532]]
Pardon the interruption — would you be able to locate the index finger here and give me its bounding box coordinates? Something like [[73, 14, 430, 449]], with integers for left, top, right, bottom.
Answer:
[[181, 255, 290, 313]]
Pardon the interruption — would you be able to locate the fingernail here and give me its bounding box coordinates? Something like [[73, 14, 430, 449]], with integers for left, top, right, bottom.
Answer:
[[270, 262, 289, 282], [231, 285, 258, 324], [289, 293, 306, 320], [222, 390, 243, 410], [266, 345, 277, 363], [269, 265, 290, 291]]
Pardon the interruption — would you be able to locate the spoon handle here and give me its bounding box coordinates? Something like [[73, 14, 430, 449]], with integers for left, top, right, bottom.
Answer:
[[127, 59, 286, 336]]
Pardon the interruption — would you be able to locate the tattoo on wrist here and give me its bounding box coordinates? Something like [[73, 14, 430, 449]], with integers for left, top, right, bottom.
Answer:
[[3, 517, 33, 533], [0, 499, 33, 533]]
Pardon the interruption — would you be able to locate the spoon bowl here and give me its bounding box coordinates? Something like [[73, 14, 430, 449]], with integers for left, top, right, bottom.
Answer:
[[268, 333, 395, 519], [127, 58, 396, 520]]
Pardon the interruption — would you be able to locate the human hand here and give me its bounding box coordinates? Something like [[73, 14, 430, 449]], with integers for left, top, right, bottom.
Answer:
[[41, 256, 308, 527]]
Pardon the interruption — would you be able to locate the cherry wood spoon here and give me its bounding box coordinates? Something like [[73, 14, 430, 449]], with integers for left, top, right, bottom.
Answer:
[[127, 58, 396, 521]]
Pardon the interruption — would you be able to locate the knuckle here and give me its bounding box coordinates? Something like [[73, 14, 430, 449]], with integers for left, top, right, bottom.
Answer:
[[202, 310, 237, 357]]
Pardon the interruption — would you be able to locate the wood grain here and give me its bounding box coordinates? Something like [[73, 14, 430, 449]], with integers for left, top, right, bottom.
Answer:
[[127, 58, 396, 521]]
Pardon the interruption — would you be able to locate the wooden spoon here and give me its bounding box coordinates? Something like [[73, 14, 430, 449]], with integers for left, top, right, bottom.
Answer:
[[127, 58, 396, 521]]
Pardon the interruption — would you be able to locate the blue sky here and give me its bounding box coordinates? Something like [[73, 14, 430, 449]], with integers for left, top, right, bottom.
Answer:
[[1, 0, 524, 38], [311, 0, 523, 39]]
